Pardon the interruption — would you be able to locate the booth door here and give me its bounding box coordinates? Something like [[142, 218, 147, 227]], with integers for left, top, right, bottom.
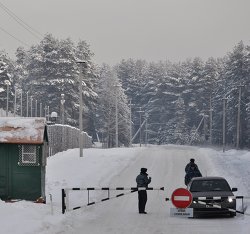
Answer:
[[0, 145, 9, 199]]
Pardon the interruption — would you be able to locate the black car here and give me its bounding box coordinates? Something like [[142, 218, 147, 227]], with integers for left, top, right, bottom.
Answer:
[[187, 176, 238, 217]]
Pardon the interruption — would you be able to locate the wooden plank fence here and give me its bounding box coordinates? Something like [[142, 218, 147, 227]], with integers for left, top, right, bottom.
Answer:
[[47, 124, 92, 156]]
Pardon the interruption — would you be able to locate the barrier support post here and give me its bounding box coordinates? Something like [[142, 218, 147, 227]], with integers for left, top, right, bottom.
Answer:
[[88, 190, 90, 205], [62, 189, 66, 214]]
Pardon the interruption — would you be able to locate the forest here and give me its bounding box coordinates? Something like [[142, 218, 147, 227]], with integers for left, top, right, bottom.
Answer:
[[0, 34, 250, 148]]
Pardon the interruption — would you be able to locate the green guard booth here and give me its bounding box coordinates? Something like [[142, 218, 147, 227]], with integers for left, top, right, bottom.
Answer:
[[0, 117, 48, 201]]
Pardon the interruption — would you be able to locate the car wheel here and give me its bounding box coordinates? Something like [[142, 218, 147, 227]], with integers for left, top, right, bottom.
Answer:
[[192, 210, 198, 218], [229, 212, 236, 217]]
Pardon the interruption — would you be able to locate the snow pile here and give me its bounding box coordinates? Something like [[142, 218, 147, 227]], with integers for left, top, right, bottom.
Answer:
[[0, 117, 45, 142]]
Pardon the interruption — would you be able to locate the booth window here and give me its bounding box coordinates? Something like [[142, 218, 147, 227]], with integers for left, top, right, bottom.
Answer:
[[18, 145, 39, 166]]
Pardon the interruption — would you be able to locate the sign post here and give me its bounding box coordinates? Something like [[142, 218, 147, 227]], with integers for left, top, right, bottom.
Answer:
[[170, 188, 193, 217]]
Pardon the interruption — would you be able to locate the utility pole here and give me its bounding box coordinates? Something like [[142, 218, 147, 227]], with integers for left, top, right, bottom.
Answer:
[[20, 89, 23, 117], [222, 97, 227, 152], [35, 100, 38, 117], [115, 88, 118, 147], [5, 80, 10, 117], [209, 96, 213, 145], [40, 103, 42, 117], [76, 60, 87, 157], [14, 87, 17, 117], [47, 106, 50, 121], [129, 99, 132, 147], [203, 112, 207, 141], [131, 119, 146, 143], [79, 63, 83, 157], [6, 83, 8, 116], [61, 94, 65, 124], [189, 115, 205, 145], [236, 85, 244, 150], [114, 85, 120, 147], [26, 91, 29, 117], [145, 113, 148, 146], [30, 96, 33, 117], [137, 107, 144, 147], [44, 106, 47, 120]]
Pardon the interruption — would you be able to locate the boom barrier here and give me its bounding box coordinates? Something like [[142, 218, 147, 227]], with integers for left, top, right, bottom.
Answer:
[[166, 195, 250, 216], [195, 196, 250, 216], [62, 187, 164, 214]]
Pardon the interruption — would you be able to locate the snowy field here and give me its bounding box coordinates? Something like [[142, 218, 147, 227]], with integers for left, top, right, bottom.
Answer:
[[1, 145, 250, 234]]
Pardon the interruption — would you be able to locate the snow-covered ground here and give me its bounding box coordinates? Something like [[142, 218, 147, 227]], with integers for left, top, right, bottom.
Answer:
[[0, 108, 14, 117], [1, 145, 250, 234]]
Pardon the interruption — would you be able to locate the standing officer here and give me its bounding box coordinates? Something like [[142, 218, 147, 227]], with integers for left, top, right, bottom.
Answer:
[[136, 168, 151, 214]]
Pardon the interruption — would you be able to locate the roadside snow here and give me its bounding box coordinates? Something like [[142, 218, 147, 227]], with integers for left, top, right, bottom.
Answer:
[[0, 145, 250, 234]]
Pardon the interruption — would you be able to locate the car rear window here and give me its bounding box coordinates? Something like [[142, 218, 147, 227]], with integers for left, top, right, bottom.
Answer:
[[190, 179, 231, 192]]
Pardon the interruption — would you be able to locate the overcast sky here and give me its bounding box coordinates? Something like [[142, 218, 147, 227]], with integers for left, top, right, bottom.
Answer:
[[1, 0, 250, 65]]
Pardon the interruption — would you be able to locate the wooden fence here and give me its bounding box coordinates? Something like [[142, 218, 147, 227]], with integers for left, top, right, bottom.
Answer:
[[47, 124, 92, 156]]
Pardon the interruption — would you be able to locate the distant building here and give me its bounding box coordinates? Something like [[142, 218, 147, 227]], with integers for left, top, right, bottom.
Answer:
[[0, 117, 48, 201]]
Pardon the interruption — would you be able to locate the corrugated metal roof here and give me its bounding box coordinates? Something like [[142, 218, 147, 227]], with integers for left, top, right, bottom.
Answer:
[[0, 117, 47, 144]]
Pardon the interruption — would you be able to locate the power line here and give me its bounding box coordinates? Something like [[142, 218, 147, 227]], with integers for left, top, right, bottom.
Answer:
[[0, 26, 29, 47], [0, 1, 43, 40]]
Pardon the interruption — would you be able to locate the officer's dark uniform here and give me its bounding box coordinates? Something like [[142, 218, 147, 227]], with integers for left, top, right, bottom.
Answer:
[[136, 168, 151, 214], [184, 158, 202, 185]]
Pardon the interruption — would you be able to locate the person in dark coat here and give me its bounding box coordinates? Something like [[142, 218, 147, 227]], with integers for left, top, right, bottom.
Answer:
[[136, 168, 151, 214], [185, 158, 197, 173], [185, 158, 202, 185]]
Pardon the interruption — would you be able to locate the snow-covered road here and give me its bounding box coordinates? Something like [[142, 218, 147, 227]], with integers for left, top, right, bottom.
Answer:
[[62, 145, 250, 234], [1, 145, 250, 234]]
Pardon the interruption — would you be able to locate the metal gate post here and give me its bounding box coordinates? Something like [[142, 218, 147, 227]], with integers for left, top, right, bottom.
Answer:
[[62, 189, 66, 214]]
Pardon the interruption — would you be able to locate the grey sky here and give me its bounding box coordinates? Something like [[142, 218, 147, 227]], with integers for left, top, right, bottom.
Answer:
[[1, 0, 250, 65]]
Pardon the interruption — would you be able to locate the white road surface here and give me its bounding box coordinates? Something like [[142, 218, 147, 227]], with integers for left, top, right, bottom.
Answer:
[[62, 145, 249, 234]]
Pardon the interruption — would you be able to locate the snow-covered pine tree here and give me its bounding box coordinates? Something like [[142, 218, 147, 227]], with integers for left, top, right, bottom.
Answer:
[[181, 57, 206, 144], [115, 59, 148, 144], [97, 64, 130, 147], [75, 40, 98, 135], [0, 51, 15, 115], [223, 41, 249, 147], [14, 47, 29, 116]]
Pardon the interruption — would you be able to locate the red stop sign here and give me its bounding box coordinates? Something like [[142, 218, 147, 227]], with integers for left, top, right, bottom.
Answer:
[[171, 188, 192, 208]]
